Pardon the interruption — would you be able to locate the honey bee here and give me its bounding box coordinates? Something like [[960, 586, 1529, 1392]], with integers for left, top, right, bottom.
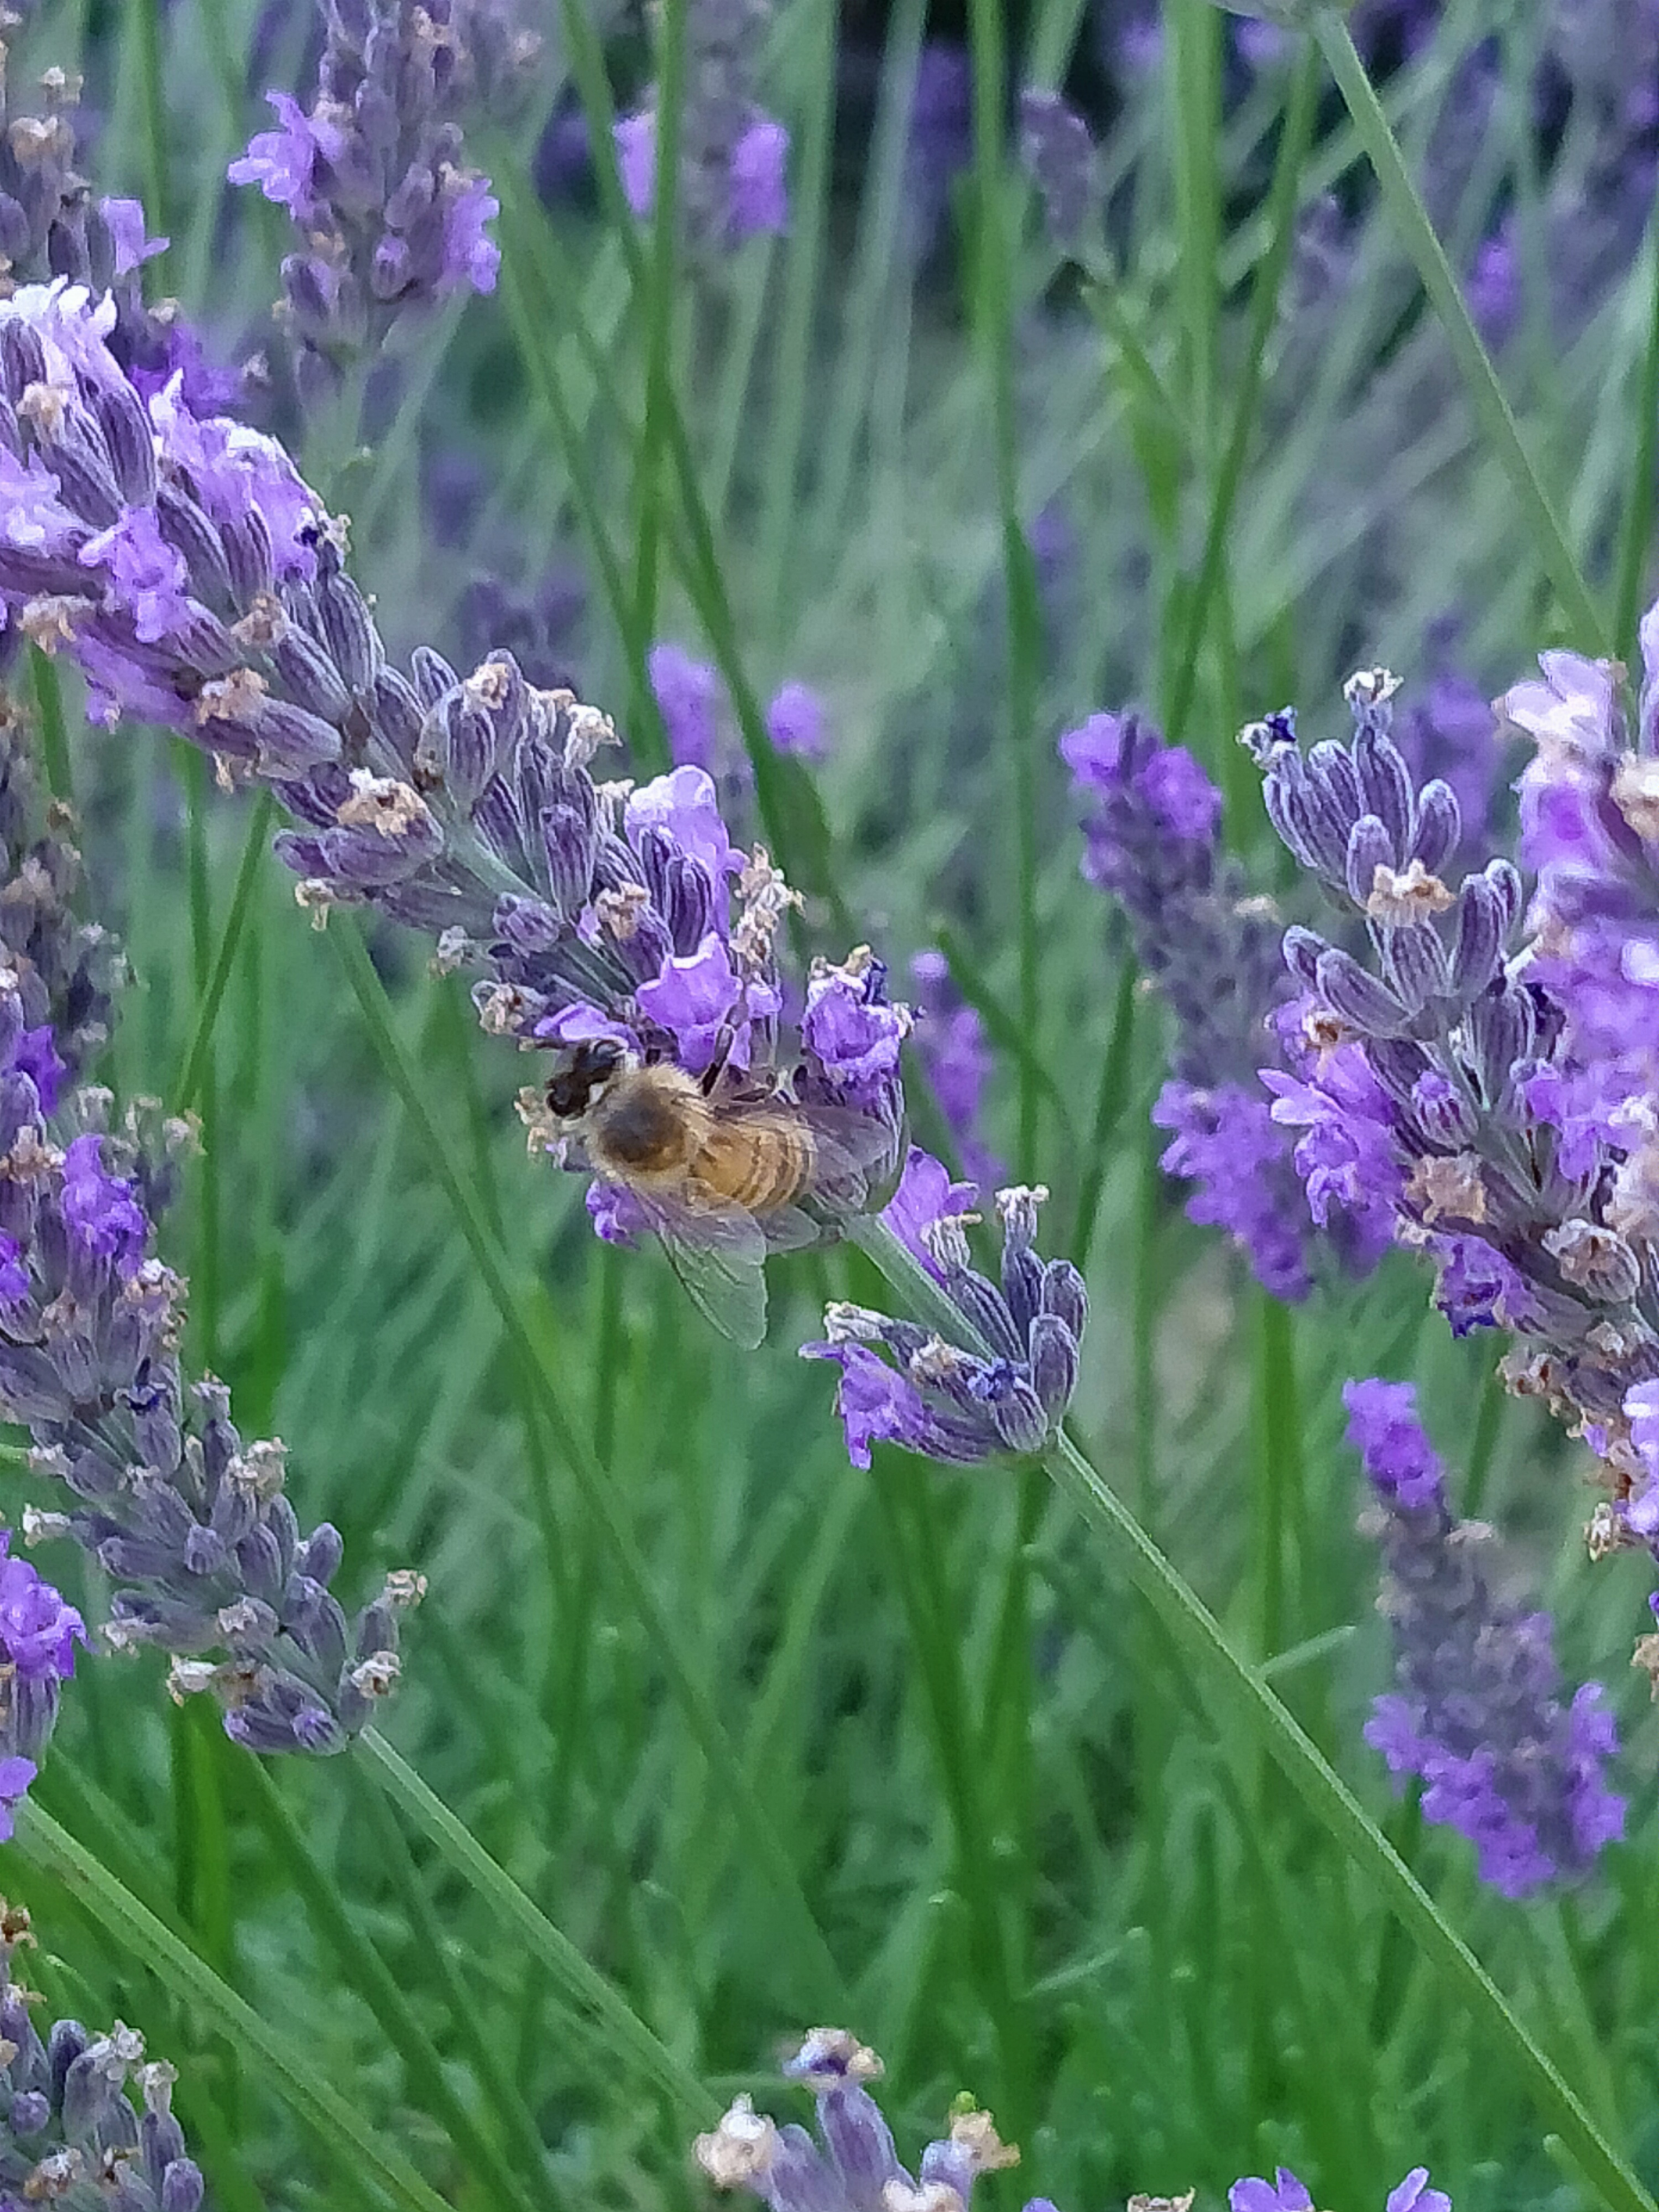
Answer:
[[539, 1039, 888, 1347]]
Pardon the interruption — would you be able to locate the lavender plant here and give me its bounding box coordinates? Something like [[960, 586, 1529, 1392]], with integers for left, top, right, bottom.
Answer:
[[229, 0, 537, 381], [908, 948, 1002, 1187], [0, 278, 907, 1333], [1241, 644, 1659, 1552], [1345, 1375, 1624, 1897], [0, 1528, 81, 1835], [0, 1896, 207, 2212]]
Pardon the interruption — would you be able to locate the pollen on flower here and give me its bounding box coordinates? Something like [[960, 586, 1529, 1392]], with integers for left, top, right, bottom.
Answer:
[[789, 2026, 884, 2083], [883, 2183, 963, 2212], [693, 2095, 779, 2188], [195, 669, 269, 728], [231, 593, 289, 649], [1542, 1219, 1642, 1302], [1366, 858, 1455, 925], [1406, 1152, 1489, 1225], [349, 1650, 401, 1699], [383, 1569, 429, 1609], [165, 1658, 220, 1704], [1127, 2194, 1197, 2212], [595, 883, 652, 941], [1343, 665, 1401, 709], [948, 2107, 1019, 2173], [337, 773, 432, 839], [18, 599, 79, 653]]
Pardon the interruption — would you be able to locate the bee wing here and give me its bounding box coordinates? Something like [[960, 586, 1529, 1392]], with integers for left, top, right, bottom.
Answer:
[[632, 1187, 771, 1349]]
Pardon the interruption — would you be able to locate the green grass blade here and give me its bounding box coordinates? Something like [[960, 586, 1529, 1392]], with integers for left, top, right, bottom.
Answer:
[[1311, 7, 1607, 654], [359, 1731, 714, 2120], [236, 1755, 547, 2212], [1613, 192, 1659, 656], [173, 793, 274, 1113]]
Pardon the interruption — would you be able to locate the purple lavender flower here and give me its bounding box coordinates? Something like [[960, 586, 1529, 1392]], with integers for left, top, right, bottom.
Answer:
[[0, 1898, 207, 2210], [615, 0, 790, 250], [1061, 708, 1338, 1295], [0, 1526, 81, 1834], [909, 950, 1003, 1188], [1345, 1376, 1625, 1897], [805, 1162, 1086, 1465], [765, 680, 828, 762], [649, 640, 723, 770], [228, 1, 536, 374], [1230, 2173, 1450, 2212]]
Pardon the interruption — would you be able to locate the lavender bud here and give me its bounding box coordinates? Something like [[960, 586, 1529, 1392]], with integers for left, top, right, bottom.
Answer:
[[1449, 873, 1507, 999], [1028, 1312, 1079, 1420], [1411, 778, 1462, 874], [1381, 922, 1451, 1013], [1345, 813, 1395, 907], [1353, 724, 1415, 854], [1315, 947, 1410, 1036]]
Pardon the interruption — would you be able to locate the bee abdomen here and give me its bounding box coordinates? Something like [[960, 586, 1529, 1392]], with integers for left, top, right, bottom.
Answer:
[[701, 1121, 814, 1212]]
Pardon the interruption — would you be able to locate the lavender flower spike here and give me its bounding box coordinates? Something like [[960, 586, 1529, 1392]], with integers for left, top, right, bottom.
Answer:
[[614, 0, 791, 249], [804, 1149, 1086, 1467], [1061, 707, 1353, 1297], [0, 691, 418, 1752], [1345, 1376, 1624, 1897], [696, 2030, 1020, 2212], [1244, 649, 1659, 1464], [0, 1896, 206, 2212], [229, 1, 539, 375]]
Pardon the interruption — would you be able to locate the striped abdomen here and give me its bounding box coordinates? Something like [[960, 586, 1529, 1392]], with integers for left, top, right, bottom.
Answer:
[[692, 1113, 816, 1213]]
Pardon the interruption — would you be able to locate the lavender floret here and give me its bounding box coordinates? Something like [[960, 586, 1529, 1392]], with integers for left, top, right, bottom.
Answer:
[[1345, 1376, 1625, 1897], [803, 1151, 1086, 1466]]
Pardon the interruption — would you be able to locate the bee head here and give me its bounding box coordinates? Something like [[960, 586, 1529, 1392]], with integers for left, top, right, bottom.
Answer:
[[544, 1037, 628, 1121]]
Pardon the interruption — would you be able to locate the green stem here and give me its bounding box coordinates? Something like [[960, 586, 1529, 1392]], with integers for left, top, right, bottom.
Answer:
[[28, 650, 72, 804], [850, 1214, 1651, 2212], [1311, 7, 1606, 654], [1165, 38, 1320, 754], [174, 792, 273, 1113]]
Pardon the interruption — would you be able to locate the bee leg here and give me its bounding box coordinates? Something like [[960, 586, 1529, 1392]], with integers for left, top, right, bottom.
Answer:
[[700, 1022, 738, 1097]]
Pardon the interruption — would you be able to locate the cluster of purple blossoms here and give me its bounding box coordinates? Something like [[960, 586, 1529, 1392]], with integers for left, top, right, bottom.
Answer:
[[1061, 707, 1348, 1300], [0, 279, 905, 1292], [614, 0, 790, 249], [693, 2030, 1448, 2212], [803, 1150, 1085, 1466], [0, 1897, 205, 2212], [229, 0, 538, 380], [908, 950, 1002, 1188], [0, 970, 419, 1754], [1243, 643, 1659, 1542], [1344, 1378, 1624, 1897]]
